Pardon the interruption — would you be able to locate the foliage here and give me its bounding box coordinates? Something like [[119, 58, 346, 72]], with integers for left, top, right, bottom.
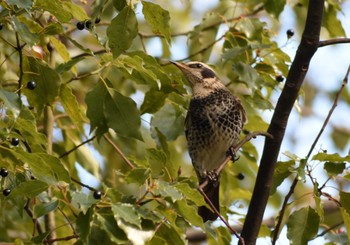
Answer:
[[0, 0, 349, 244]]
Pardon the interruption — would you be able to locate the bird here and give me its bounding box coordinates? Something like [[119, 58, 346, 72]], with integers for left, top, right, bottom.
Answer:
[[171, 61, 246, 222]]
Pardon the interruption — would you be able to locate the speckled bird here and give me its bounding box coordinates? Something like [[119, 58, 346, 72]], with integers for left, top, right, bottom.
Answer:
[[172, 61, 246, 222]]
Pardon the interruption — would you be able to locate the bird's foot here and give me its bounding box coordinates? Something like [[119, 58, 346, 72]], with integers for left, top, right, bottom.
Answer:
[[207, 170, 219, 182], [228, 147, 240, 162]]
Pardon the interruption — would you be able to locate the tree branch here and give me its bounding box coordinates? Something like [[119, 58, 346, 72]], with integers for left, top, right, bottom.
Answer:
[[318, 38, 350, 47], [240, 1, 325, 244], [103, 134, 135, 169]]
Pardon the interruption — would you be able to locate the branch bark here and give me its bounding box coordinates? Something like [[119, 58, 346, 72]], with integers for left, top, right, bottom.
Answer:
[[240, 1, 325, 244]]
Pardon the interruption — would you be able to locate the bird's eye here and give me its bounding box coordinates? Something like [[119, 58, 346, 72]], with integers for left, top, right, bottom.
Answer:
[[189, 63, 203, 69]]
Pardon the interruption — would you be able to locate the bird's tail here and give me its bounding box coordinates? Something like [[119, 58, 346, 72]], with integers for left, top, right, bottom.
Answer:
[[198, 180, 220, 222]]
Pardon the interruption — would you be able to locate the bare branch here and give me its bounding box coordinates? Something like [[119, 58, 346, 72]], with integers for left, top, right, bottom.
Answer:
[[318, 38, 350, 47], [59, 136, 96, 159]]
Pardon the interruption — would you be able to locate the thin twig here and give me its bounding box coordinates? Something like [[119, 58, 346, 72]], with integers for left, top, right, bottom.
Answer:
[[24, 199, 43, 235], [103, 134, 135, 169], [314, 221, 343, 239], [272, 64, 350, 243], [197, 131, 271, 243], [318, 38, 350, 47], [44, 235, 79, 244], [59, 136, 96, 158], [70, 177, 97, 192]]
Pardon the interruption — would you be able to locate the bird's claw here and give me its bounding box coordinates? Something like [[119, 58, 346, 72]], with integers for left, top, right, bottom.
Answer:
[[207, 170, 219, 182]]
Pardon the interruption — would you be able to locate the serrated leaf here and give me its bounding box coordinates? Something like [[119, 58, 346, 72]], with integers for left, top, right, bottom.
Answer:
[[174, 199, 203, 227], [340, 191, 350, 215], [175, 183, 206, 207], [10, 180, 48, 199], [7, 0, 32, 8], [233, 62, 264, 91], [11, 151, 70, 185], [287, 207, 320, 244], [63, 2, 89, 21], [264, 0, 286, 18], [59, 84, 85, 131], [142, 2, 171, 44], [50, 36, 70, 62], [151, 103, 185, 141], [112, 203, 141, 228], [189, 13, 220, 61], [157, 181, 183, 202], [23, 57, 61, 115], [340, 207, 350, 242], [104, 87, 143, 140], [76, 208, 94, 243], [323, 5, 346, 37], [146, 148, 166, 177], [113, 55, 158, 87], [56, 57, 84, 74], [107, 7, 138, 58], [12, 16, 39, 45], [125, 168, 151, 184], [85, 81, 109, 135], [34, 0, 72, 23], [150, 224, 185, 245], [141, 89, 167, 114], [0, 90, 21, 118], [34, 199, 59, 218], [271, 160, 295, 194], [324, 162, 346, 176], [71, 192, 99, 214], [312, 152, 350, 162], [96, 208, 128, 243]]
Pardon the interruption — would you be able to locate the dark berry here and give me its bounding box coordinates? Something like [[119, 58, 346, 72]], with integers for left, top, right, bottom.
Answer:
[[0, 23, 3, 30], [26, 80, 37, 90], [276, 75, 284, 82], [11, 138, 20, 146], [0, 168, 8, 177], [236, 173, 245, 180], [242, 129, 250, 135], [93, 190, 102, 199], [286, 29, 294, 38], [85, 20, 92, 29], [3, 189, 11, 196], [95, 18, 101, 24], [76, 21, 85, 30]]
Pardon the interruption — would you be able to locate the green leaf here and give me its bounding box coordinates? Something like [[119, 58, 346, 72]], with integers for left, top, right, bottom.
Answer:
[[50, 36, 70, 62], [34, 0, 72, 23], [149, 224, 185, 245], [233, 62, 264, 91], [323, 5, 346, 37], [59, 84, 85, 131], [313, 183, 324, 222], [0, 90, 21, 118], [7, 0, 33, 8], [157, 181, 183, 202], [56, 56, 84, 74], [10, 180, 48, 199], [63, 2, 89, 21], [23, 57, 61, 115], [287, 207, 320, 244], [271, 160, 295, 194], [312, 152, 350, 162], [96, 208, 128, 243], [113, 55, 158, 87], [112, 203, 141, 228], [324, 162, 346, 176], [12, 16, 39, 45], [107, 7, 138, 58], [125, 168, 151, 185], [41, 23, 63, 35], [340, 207, 350, 242], [76, 208, 94, 243], [104, 86, 143, 141], [174, 199, 203, 227], [175, 183, 206, 207], [188, 13, 220, 61], [151, 103, 185, 141], [142, 2, 171, 44], [264, 0, 286, 18], [71, 192, 99, 214], [141, 89, 167, 114], [34, 200, 59, 218], [113, 0, 127, 11], [340, 191, 350, 215], [85, 81, 109, 135]]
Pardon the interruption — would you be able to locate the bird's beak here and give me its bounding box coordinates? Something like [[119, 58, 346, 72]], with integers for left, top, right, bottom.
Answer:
[[170, 61, 189, 73]]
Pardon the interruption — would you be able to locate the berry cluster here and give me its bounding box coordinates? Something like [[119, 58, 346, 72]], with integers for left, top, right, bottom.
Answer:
[[76, 18, 100, 31], [1, 167, 11, 196]]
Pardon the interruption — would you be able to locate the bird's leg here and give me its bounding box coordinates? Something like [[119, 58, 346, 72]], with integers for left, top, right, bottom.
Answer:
[[228, 147, 240, 162]]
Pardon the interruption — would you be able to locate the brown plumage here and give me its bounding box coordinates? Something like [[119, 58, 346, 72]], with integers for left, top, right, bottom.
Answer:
[[172, 61, 246, 222]]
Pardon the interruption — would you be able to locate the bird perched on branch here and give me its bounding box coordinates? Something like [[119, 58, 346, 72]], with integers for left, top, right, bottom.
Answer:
[[171, 61, 246, 222]]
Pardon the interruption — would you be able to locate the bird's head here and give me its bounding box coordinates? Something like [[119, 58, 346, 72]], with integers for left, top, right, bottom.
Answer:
[[171, 61, 226, 97]]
